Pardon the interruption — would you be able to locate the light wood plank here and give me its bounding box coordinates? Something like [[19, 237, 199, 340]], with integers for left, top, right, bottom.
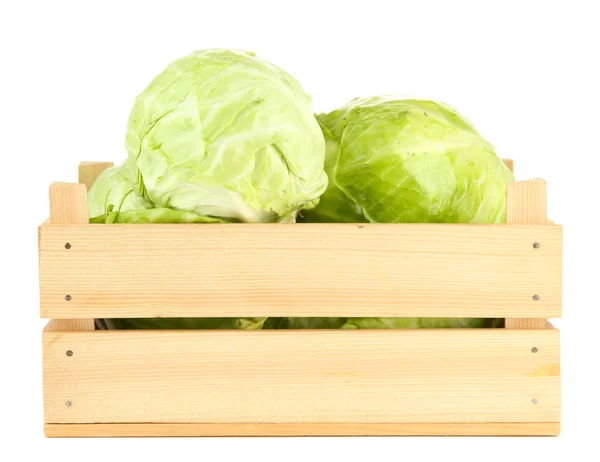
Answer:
[[507, 179, 547, 225], [45, 319, 96, 332], [505, 180, 559, 328], [502, 158, 514, 173], [507, 319, 548, 329], [43, 329, 560, 425], [78, 161, 114, 190], [44, 422, 560, 437], [47, 183, 94, 330], [39, 223, 562, 319], [49, 183, 89, 225]]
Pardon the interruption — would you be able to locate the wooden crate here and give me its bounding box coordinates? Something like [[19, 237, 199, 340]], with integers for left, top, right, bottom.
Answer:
[[39, 160, 562, 437]]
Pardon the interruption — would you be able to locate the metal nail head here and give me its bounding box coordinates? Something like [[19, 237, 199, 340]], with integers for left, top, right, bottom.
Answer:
[[531, 347, 538, 353], [65, 243, 72, 249], [66, 350, 73, 357], [533, 242, 540, 249], [532, 294, 540, 301], [532, 399, 538, 404], [64, 295, 72, 301], [65, 401, 72, 407]]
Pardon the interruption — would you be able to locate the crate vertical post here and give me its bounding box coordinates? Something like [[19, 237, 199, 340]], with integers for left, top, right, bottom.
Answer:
[[505, 179, 551, 329], [48, 182, 95, 331]]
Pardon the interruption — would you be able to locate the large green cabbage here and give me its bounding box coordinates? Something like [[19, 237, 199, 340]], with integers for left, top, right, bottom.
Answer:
[[89, 49, 327, 224], [300, 97, 514, 224]]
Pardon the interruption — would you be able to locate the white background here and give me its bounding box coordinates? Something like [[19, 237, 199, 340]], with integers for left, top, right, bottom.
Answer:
[[2, 0, 599, 460]]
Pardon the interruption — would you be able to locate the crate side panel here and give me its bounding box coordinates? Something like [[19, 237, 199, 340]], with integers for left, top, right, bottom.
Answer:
[[43, 330, 560, 424], [39, 223, 562, 318]]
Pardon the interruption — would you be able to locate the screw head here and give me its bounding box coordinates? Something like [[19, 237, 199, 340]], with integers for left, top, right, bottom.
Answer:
[[531, 347, 538, 353], [66, 350, 73, 357], [64, 295, 72, 301], [533, 242, 540, 249], [532, 399, 538, 404], [65, 401, 72, 407], [64, 243, 72, 249], [532, 294, 540, 301]]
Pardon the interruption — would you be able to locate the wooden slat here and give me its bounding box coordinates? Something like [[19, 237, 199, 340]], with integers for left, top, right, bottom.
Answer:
[[78, 161, 114, 190], [47, 183, 94, 330], [507, 319, 549, 329], [39, 223, 562, 319], [44, 422, 560, 437], [505, 180, 558, 329], [45, 319, 96, 332], [502, 158, 514, 173], [43, 329, 560, 425]]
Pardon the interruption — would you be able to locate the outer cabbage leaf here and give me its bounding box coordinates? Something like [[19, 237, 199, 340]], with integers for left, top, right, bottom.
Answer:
[[298, 121, 367, 223], [88, 163, 227, 223], [88, 162, 153, 219], [419, 318, 503, 328], [342, 318, 420, 329], [343, 317, 503, 329], [263, 317, 347, 329]]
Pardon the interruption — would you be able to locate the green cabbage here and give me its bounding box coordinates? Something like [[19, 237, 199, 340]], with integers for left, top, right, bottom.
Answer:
[[115, 48, 326, 224], [300, 97, 514, 224]]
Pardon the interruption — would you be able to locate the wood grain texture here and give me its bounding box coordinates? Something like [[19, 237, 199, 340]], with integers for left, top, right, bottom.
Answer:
[[78, 162, 114, 190], [43, 329, 560, 425], [46, 319, 96, 331], [507, 179, 547, 225], [47, 183, 94, 330], [505, 180, 560, 328], [38, 223, 562, 319], [44, 422, 560, 437], [49, 183, 88, 225], [506, 319, 549, 329]]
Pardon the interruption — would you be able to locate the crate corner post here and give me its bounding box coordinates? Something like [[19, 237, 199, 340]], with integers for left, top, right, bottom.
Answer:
[[504, 178, 561, 435], [45, 182, 94, 331], [505, 179, 555, 329]]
